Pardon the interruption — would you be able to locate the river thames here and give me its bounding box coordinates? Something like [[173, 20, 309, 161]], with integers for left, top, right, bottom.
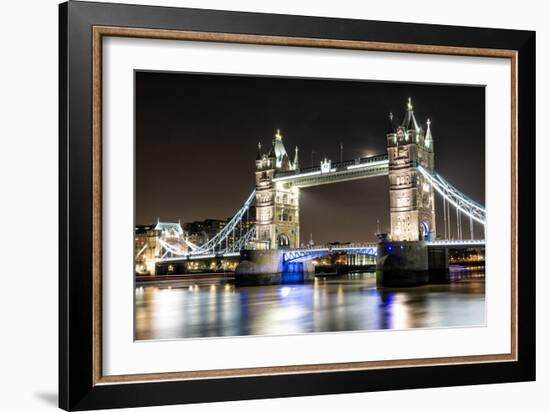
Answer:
[[135, 270, 485, 340]]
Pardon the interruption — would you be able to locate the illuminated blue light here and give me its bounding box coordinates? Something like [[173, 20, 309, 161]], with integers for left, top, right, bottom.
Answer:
[[281, 272, 303, 284], [279, 286, 291, 298]]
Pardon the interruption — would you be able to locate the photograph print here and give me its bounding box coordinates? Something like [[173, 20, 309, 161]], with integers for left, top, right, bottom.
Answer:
[[134, 72, 486, 341]]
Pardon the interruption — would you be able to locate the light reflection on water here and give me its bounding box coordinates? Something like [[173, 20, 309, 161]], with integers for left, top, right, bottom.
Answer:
[[135, 271, 485, 340]]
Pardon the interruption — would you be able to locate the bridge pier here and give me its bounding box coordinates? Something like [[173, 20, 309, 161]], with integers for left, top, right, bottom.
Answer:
[[235, 241, 477, 287], [376, 241, 453, 287], [376, 241, 429, 287], [235, 249, 315, 285], [427, 245, 451, 283]]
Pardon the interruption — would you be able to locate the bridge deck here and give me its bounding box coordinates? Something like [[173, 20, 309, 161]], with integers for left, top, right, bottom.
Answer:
[[273, 154, 389, 188], [156, 239, 485, 263]]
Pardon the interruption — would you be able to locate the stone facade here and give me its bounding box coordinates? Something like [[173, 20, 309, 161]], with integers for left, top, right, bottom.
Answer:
[[135, 225, 160, 275], [254, 130, 300, 249], [386, 99, 436, 241]]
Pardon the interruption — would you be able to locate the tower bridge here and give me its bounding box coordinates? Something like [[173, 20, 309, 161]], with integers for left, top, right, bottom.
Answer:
[[137, 98, 486, 286]]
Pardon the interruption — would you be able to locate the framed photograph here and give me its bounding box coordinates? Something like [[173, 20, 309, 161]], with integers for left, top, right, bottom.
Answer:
[[59, 1, 535, 410]]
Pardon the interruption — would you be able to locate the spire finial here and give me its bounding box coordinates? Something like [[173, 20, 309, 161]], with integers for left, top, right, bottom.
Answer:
[[425, 118, 433, 148], [275, 129, 282, 141], [407, 97, 413, 110], [256, 141, 263, 160]]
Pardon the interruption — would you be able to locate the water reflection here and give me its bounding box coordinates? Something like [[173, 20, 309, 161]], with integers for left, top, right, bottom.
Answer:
[[135, 271, 485, 340]]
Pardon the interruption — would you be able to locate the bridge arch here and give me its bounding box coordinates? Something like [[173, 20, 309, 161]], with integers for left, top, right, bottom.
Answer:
[[420, 222, 430, 240], [277, 233, 290, 249]]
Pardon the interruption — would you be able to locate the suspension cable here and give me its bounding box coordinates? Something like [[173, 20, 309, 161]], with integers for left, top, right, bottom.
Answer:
[[418, 165, 485, 225]]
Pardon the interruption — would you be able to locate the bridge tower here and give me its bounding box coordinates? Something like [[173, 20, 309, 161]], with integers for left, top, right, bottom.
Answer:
[[386, 98, 436, 241], [254, 129, 300, 249]]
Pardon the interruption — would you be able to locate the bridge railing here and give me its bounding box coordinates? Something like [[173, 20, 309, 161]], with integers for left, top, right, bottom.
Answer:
[[426, 239, 486, 246], [283, 243, 378, 263], [274, 153, 388, 179], [288, 242, 378, 253]]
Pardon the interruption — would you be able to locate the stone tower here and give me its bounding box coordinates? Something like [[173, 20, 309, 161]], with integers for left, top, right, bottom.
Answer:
[[386, 98, 436, 241], [254, 129, 300, 249]]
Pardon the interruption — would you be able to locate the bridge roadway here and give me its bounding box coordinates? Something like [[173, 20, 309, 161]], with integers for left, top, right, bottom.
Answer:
[[157, 239, 485, 263], [282, 239, 485, 263], [272, 154, 389, 188], [282, 243, 378, 263]]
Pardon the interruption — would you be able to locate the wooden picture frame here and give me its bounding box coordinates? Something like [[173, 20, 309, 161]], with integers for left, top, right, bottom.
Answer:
[[59, 1, 535, 410]]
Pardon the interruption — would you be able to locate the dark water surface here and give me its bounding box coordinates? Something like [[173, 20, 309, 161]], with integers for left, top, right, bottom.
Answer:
[[135, 271, 485, 340]]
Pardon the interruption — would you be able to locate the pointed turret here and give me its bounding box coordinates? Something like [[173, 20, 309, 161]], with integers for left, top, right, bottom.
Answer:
[[271, 128, 290, 169], [425, 118, 433, 149], [256, 142, 262, 160], [281, 153, 290, 170], [293, 146, 299, 170], [387, 112, 398, 134], [267, 141, 275, 158], [401, 97, 419, 131]]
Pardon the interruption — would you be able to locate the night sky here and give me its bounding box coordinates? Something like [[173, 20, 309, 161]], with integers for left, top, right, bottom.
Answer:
[[135, 71, 485, 243]]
